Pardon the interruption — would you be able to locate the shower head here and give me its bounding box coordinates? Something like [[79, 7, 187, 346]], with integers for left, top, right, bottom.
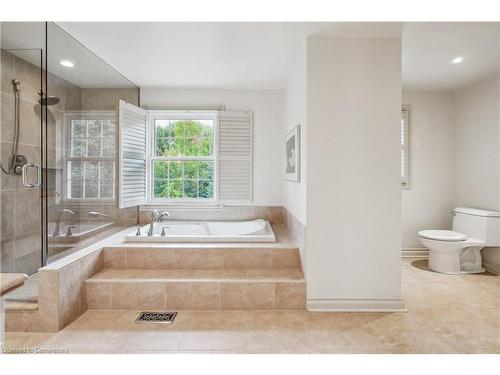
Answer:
[[39, 95, 60, 106]]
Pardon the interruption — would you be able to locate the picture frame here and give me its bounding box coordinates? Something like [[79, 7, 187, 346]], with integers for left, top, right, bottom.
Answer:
[[284, 125, 300, 182]]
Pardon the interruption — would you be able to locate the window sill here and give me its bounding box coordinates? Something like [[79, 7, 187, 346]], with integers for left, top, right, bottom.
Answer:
[[61, 199, 116, 206], [140, 202, 223, 211]]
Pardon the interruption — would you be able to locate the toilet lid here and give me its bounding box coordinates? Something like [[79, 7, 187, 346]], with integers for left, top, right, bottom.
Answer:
[[418, 230, 467, 242]]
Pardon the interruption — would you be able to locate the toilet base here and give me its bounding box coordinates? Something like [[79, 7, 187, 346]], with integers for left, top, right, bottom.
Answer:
[[429, 246, 484, 275]]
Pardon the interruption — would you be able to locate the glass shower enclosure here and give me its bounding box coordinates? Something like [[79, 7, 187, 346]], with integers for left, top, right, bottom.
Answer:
[[0, 23, 139, 299], [44, 22, 139, 266]]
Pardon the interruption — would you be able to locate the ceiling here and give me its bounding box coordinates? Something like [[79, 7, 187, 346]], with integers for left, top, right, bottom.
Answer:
[[1, 22, 136, 88], [3, 22, 498, 90], [56, 22, 314, 89], [402, 22, 499, 90], [57, 22, 410, 89]]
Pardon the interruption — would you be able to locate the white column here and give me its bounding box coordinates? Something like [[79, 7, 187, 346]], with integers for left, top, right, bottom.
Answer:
[[306, 36, 403, 311]]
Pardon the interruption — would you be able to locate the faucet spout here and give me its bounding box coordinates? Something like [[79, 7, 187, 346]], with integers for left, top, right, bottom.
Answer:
[[147, 209, 159, 236], [147, 210, 170, 236], [53, 209, 75, 237]]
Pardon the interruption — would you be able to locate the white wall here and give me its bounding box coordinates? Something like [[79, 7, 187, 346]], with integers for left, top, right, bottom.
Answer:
[[401, 91, 454, 249], [452, 75, 500, 270], [452, 76, 500, 210], [306, 36, 403, 310], [401, 76, 500, 271], [283, 37, 307, 225], [140, 88, 284, 206]]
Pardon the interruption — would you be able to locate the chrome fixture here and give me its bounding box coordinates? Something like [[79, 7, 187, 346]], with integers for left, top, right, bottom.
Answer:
[[66, 225, 77, 236], [1, 79, 27, 175], [52, 209, 75, 236], [135, 227, 142, 236], [88, 211, 112, 220], [147, 209, 170, 236], [22, 163, 41, 188], [38, 89, 60, 106], [159, 211, 170, 221], [161, 227, 170, 237]]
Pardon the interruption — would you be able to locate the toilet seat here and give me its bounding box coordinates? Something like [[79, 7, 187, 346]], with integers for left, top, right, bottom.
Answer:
[[418, 230, 466, 242]]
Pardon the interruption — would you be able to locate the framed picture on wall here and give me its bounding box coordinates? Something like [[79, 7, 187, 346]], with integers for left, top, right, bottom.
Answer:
[[284, 125, 300, 182]]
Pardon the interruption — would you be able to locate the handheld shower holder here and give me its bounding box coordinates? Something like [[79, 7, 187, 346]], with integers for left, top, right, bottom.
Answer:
[[12, 154, 27, 175]]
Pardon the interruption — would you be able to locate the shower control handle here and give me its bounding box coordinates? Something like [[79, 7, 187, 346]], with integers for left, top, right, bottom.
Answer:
[[22, 163, 41, 188]]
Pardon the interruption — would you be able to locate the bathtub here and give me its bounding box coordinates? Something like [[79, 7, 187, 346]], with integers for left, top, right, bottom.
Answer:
[[48, 221, 114, 243], [125, 219, 276, 243]]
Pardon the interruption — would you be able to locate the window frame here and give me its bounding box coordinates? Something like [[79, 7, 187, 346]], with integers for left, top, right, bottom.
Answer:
[[401, 107, 410, 189], [63, 111, 117, 204], [146, 110, 219, 205]]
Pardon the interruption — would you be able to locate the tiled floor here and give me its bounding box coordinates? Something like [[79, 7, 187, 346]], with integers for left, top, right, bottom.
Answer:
[[3, 258, 499, 354]]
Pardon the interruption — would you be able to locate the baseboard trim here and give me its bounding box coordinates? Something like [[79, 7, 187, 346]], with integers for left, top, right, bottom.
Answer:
[[307, 298, 406, 312], [483, 261, 500, 275], [401, 248, 429, 258]]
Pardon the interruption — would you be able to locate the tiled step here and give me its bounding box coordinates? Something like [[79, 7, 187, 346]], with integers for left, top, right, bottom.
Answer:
[[4, 301, 39, 332], [85, 268, 305, 310], [102, 246, 302, 270]]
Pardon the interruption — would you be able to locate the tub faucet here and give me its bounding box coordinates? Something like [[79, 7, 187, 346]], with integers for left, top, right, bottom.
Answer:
[[147, 209, 170, 236], [66, 225, 77, 236], [53, 209, 75, 236]]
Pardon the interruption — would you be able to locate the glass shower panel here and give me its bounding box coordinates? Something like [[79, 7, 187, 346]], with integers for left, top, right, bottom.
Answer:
[[0, 48, 44, 276], [45, 23, 139, 264]]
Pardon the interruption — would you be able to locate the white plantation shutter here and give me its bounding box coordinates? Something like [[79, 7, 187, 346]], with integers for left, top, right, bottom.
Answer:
[[118, 100, 148, 208], [218, 110, 253, 204], [401, 108, 409, 188]]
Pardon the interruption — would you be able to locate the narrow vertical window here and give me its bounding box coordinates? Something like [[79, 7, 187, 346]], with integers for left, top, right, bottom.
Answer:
[[401, 108, 409, 188]]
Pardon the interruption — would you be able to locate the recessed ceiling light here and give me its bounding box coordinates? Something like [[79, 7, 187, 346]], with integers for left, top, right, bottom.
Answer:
[[60, 60, 75, 68], [450, 56, 464, 64]]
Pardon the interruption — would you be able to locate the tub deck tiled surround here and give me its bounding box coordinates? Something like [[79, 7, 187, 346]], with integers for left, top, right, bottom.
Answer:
[[4, 225, 304, 332], [86, 227, 305, 310]]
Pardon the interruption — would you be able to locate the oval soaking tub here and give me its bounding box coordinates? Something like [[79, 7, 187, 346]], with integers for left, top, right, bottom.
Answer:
[[125, 219, 276, 243]]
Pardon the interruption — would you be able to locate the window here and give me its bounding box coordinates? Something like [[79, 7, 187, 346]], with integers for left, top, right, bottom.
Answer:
[[118, 101, 253, 208], [401, 108, 409, 188], [148, 112, 217, 203], [66, 112, 116, 200]]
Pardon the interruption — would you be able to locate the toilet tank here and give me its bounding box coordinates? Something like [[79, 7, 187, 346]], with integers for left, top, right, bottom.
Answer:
[[452, 207, 500, 245]]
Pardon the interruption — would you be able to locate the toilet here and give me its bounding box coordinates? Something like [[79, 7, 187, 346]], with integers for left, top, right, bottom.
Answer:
[[418, 207, 500, 274]]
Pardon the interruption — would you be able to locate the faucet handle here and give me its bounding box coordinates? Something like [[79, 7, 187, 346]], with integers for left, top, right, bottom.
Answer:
[[66, 225, 77, 236], [158, 211, 170, 222]]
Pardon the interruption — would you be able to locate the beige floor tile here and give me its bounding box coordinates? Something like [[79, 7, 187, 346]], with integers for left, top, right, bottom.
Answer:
[[178, 331, 247, 351], [4, 258, 500, 354], [115, 331, 183, 352], [172, 310, 250, 331], [245, 331, 318, 353]]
